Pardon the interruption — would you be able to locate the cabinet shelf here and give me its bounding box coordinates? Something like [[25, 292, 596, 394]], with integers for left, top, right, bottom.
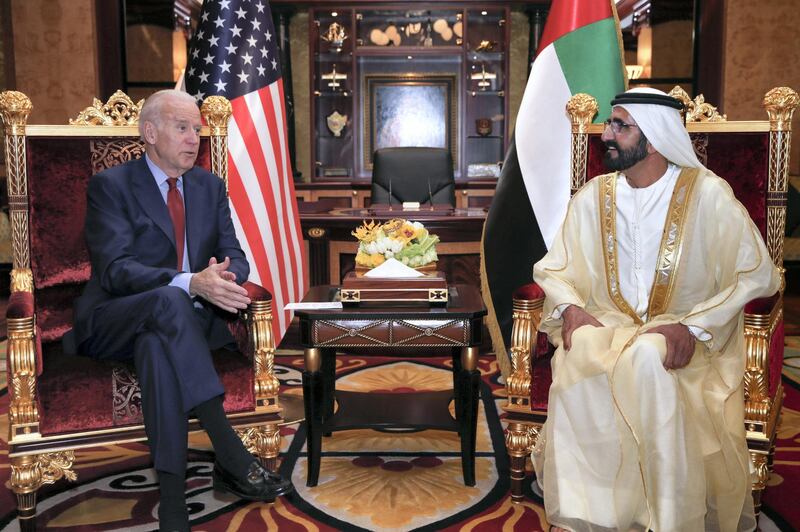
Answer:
[[314, 91, 352, 97], [467, 90, 504, 97], [466, 51, 504, 61], [316, 52, 353, 62], [310, 5, 509, 182]]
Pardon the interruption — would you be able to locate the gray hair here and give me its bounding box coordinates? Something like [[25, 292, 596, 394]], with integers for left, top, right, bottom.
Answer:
[[138, 90, 199, 139]]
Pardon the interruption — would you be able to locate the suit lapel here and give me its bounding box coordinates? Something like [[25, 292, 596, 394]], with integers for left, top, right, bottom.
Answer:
[[132, 158, 177, 250], [183, 167, 207, 271]]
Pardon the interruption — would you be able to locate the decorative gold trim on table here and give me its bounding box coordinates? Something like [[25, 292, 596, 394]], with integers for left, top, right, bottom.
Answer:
[[312, 318, 469, 347], [201, 95, 233, 192], [764, 87, 798, 268], [341, 289, 360, 302], [647, 167, 698, 318], [668, 86, 727, 122], [69, 90, 143, 126], [566, 93, 598, 194], [504, 295, 544, 412], [460, 346, 479, 372], [428, 288, 448, 303]]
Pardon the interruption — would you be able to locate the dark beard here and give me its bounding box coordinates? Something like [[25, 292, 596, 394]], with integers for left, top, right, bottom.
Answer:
[[603, 133, 649, 171]]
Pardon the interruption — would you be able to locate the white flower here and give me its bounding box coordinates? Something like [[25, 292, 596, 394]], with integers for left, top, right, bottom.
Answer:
[[385, 250, 394, 259], [412, 221, 423, 230], [391, 239, 404, 253], [366, 242, 378, 255]]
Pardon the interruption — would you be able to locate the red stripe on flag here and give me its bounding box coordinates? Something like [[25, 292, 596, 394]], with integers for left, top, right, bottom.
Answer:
[[538, 0, 614, 53], [227, 156, 277, 300], [277, 79, 308, 300], [257, 85, 301, 308], [230, 92, 293, 317]]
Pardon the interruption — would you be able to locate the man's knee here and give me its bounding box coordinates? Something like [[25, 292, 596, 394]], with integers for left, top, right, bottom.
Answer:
[[148, 285, 194, 320], [630, 334, 668, 374]]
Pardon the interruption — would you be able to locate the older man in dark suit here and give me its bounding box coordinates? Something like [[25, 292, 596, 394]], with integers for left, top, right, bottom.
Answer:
[[66, 89, 292, 531]]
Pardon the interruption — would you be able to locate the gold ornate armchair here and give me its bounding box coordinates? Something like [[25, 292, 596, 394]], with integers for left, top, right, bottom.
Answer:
[[502, 86, 800, 514], [0, 90, 284, 529]]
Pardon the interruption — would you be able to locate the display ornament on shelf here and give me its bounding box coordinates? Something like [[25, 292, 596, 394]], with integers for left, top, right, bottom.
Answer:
[[352, 219, 439, 269]]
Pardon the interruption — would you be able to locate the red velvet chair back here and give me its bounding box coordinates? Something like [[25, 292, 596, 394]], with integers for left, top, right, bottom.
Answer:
[[586, 131, 770, 240], [26, 135, 211, 343]]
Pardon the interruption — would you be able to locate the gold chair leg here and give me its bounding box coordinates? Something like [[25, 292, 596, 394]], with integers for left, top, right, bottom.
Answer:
[[237, 422, 282, 471], [506, 421, 536, 502], [750, 449, 769, 519], [11, 455, 39, 525], [11, 451, 77, 528]]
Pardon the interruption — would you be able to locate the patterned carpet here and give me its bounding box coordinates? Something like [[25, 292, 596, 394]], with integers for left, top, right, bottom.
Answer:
[[0, 345, 798, 531]]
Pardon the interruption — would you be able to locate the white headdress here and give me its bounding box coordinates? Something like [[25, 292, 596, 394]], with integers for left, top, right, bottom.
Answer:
[[612, 87, 703, 169]]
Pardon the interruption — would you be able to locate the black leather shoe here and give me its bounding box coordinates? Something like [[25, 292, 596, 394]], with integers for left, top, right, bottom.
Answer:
[[212, 461, 294, 502]]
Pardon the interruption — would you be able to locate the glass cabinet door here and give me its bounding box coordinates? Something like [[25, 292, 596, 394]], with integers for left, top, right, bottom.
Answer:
[[464, 8, 507, 179], [313, 9, 355, 178], [355, 9, 462, 49]]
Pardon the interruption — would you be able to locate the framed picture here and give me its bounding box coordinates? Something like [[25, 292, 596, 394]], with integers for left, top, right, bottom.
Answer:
[[362, 73, 458, 170]]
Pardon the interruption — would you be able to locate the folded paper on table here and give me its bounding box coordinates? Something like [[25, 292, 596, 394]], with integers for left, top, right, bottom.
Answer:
[[364, 257, 425, 278], [285, 302, 344, 310]]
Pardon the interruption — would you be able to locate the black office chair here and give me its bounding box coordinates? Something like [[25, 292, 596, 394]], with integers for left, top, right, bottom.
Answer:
[[371, 147, 456, 206]]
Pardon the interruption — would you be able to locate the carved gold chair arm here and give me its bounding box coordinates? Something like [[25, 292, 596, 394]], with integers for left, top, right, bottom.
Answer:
[[504, 283, 546, 412], [241, 282, 280, 413], [743, 294, 783, 442]]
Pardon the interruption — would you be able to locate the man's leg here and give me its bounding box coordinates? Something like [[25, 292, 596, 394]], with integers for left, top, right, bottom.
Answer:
[[84, 286, 292, 506], [614, 334, 706, 531], [134, 331, 189, 530]]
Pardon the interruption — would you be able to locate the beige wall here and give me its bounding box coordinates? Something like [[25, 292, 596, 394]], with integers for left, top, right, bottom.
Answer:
[[10, 0, 99, 124], [508, 10, 529, 138], [290, 11, 311, 182], [723, 0, 800, 175]]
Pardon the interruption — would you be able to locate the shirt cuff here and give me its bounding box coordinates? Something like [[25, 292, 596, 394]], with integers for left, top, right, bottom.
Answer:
[[686, 325, 712, 342], [550, 303, 573, 320], [169, 272, 194, 296]]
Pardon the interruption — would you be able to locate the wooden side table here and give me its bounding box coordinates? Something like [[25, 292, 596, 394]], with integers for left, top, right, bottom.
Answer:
[[295, 285, 488, 487]]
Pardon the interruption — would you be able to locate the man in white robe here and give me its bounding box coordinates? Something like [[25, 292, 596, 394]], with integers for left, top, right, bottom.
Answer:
[[532, 88, 781, 532]]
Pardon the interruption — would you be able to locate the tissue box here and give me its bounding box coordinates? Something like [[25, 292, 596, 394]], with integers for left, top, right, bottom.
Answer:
[[340, 271, 448, 306]]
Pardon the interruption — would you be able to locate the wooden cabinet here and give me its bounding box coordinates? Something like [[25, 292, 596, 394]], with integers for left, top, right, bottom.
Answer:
[[309, 4, 509, 186], [296, 179, 496, 209]]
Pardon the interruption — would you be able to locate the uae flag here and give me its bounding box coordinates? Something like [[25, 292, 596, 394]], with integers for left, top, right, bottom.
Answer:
[[185, 0, 307, 343], [481, 0, 626, 375]]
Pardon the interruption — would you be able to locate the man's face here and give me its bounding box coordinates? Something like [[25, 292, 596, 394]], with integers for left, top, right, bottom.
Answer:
[[601, 107, 649, 171], [144, 97, 202, 177]]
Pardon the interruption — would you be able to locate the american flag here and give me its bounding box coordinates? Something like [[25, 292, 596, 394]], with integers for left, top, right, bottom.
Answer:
[[185, 0, 307, 341]]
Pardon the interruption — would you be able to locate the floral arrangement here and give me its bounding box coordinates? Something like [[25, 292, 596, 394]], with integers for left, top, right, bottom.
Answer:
[[352, 219, 440, 269]]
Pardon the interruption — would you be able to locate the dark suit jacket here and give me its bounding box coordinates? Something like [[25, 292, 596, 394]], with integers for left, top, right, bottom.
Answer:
[[65, 156, 249, 353]]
